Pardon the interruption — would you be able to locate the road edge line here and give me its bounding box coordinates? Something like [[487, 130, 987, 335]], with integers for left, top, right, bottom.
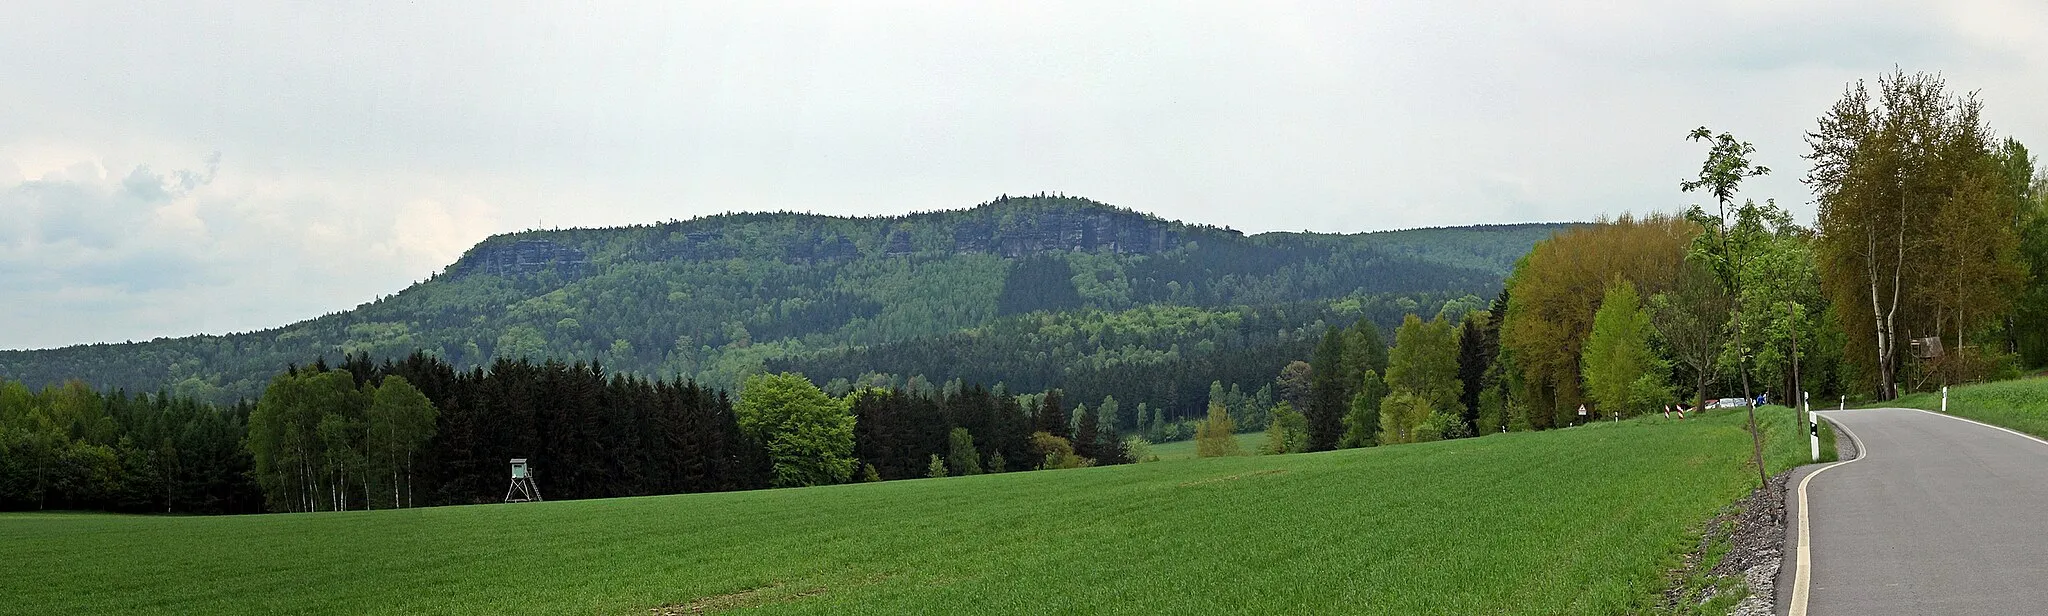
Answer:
[[1893, 407, 2048, 448], [1788, 413, 1865, 616]]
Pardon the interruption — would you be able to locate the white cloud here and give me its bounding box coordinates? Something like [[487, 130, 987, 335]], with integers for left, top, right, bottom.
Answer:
[[374, 196, 502, 273], [0, 153, 505, 349]]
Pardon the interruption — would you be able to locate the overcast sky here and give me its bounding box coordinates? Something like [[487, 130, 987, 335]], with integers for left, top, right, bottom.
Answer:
[[3, 1, 2044, 350]]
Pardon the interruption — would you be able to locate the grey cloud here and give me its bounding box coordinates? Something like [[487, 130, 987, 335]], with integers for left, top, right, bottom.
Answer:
[[0, 159, 428, 349], [3, 158, 217, 251], [1, 1, 2043, 347]]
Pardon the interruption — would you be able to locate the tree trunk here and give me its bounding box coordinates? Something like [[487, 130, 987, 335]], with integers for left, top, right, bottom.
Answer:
[[1736, 329, 1766, 488], [1790, 302, 1804, 428], [1868, 231, 1891, 400], [1694, 372, 1708, 414]]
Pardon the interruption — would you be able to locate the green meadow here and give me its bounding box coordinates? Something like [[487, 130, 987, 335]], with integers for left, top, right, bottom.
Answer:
[[2, 410, 1818, 616], [1890, 376, 2048, 439]]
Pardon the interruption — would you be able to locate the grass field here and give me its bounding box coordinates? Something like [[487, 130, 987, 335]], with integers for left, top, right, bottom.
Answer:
[[1890, 376, 2048, 438], [1, 411, 1820, 615]]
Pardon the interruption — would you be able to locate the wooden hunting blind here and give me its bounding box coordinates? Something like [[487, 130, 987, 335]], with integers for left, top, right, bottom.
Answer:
[[505, 458, 542, 503], [1910, 337, 1944, 360]]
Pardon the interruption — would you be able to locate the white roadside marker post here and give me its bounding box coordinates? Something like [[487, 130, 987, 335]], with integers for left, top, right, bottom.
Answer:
[[1809, 413, 1820, 462], [1803, 391, 1813, 462], [1840, 395, 1845, 411], [1942, 386, 1949, 413]]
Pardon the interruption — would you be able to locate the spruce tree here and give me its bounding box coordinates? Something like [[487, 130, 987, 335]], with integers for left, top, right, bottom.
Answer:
[[1036, 390, 1070, 440], [1306, 328, 1350, 451], [1095, 427, 1131, 465], [1455, 315, 1494, 436], [1073, 408, 1100, 462]]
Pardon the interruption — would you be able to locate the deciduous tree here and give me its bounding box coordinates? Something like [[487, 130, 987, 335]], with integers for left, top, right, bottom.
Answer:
[[1194, 401, 1242, 457], [1379, 314, 1463, 444], [1342, 371, 1386, 448], [1581, 280, 1671, 417], [1808, 70, 2024, 398], [366, 375, 437, 508], [1501, 214, 1695, 428], [735, 372, 856, 487]]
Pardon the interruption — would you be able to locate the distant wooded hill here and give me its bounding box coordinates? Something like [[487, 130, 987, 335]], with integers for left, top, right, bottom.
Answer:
[[0, 195, 1572, 408]]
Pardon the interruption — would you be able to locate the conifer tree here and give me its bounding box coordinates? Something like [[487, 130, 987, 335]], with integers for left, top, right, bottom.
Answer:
[[1306, 328, 1350, 451], [1455, 313, 1496, 435], [1036, 390, 1070, 440], [1095, 426, 1131, 465], [1074, 407, 1101, 462]]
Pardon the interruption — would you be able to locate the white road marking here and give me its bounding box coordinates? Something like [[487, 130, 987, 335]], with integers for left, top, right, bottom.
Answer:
[[1891, 407, 2048, 448], [1790, 412, 1866, 616]]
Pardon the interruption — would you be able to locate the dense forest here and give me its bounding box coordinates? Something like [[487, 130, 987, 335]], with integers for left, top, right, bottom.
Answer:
[[1, 354, 1144, 513], [770, 293, 1482, 421], [0, 197, 1563, 406]]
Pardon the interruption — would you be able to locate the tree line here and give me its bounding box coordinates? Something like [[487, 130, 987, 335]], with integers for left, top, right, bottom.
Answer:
[[1190, 298, 1502, 455], [4, 351, 1149, 514], [0, 378, 264, 514], [1188, 69, 2047, 459]]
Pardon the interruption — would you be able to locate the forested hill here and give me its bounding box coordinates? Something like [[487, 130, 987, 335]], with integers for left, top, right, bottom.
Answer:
[[0, 195, 1571, 405]]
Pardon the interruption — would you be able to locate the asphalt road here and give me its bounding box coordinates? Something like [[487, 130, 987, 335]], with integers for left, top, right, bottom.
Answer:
[[1794, 408, 2048, 615]]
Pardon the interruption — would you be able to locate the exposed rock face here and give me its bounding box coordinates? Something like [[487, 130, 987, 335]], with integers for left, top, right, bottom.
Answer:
[[451, 239, 591, 278], [785, 234, 860, 263], [651, 231, 737, 262], [884, 230, 916, 257], [951, 208, 1197, 257]]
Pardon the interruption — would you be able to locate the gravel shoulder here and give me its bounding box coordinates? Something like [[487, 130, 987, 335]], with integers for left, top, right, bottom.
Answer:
[[1660, 472, 1787, 615]]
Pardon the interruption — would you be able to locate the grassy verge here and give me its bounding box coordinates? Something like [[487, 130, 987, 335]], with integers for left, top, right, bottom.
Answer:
[[4, 411, 1816, 615], [1658, 517, 1747, 616], [1756, 405, 1840, 467], [1650, 404, 1834, 615], [1887, 376, 2048, 439]]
